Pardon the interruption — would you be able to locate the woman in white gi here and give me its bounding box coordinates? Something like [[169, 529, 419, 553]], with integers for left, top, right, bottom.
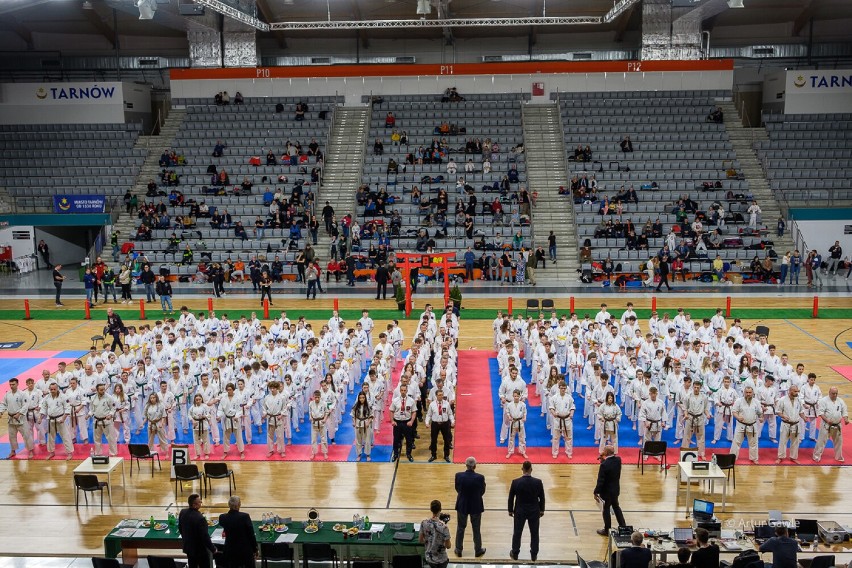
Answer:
[[218, 383, 245, 459], [112, 383, 132, 444], [548, 380, 575, 458], [262, 381, 288, 458], [144, 393, 169, 453], [597, 391, 622, 453], [505, 389, 527, 459], [188, 393, 211, 459], [351, 391, 374, 461]]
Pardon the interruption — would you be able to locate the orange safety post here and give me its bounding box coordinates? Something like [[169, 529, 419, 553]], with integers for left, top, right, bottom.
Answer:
[[570, 296, 575, 314], [23, 299, 31, 320], [507, 296, 513, 316], [333, 297, 339, 312], [207, 297, 213, 316], [84, 300, 91, 320], [263, 299, 270, 319], [651, 296, 657, 312], [139, 299, 146, 320], [725, 296, 732, 318], [813, 296, 819, 318]]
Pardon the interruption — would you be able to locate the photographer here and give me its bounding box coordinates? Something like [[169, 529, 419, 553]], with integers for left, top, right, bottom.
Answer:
[[419, 500, 451, 568]]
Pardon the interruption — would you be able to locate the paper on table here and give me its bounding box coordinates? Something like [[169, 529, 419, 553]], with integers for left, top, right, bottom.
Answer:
[[211, 528, 225, 545], [113, 529, 136, 538], [275, 533, 298, 544], [369, 524, 385, 533], [413, 523, 421, 532], [132, 529, 150, 538]]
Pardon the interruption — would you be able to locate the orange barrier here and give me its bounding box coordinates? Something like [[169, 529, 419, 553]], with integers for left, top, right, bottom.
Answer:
[[652, 296, 657, 312], [263, 299, 270, 319], [139, 299, 146, 320], [24, 299, 31, 320], [508, 296, 513, 316], [334, 298, 339, 312], [84, 300, 91, 320], [208, 297, 213, 316], [726, 296, 731, 318], [813, 296, 819, 318], [570, 296, 575, 314]]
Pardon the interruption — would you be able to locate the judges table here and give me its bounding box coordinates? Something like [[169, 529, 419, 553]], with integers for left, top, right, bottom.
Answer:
[[73, 457, 126, 505], [104, 519, 424, 564], [607, 532, 852, 568], [676, 461, 728, 518]]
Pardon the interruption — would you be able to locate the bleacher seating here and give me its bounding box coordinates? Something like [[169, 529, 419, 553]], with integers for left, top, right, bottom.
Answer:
[[134, 96, 341, 276], [555, 90, 775, 279], [0, 123, 144, 210], [757, 113, 852, 203], [358, 94, 531, 270]]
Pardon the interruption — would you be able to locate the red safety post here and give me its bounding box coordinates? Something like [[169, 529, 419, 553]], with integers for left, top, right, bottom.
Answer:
[[508, 296, 513, 316], [443, 256, 451, 307], [333, 297, 339, 312], [570, 296, 575, 314], [207, 297, 213, 316], [651, 296, 657, 312], [263, 299, 270, 319], [726, 296, 732, 318], [813, 296, 819, 318], [84, 300, 91, 320], [139, 299, 146, 320], [23, 299, 31, 320]]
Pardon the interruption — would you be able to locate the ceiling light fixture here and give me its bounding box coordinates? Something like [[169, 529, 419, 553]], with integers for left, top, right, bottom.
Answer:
[[726, 0, 744, 7], [82, 0, 94, 9], [416, 0, 431, 15], [136, 0, 156, 19]]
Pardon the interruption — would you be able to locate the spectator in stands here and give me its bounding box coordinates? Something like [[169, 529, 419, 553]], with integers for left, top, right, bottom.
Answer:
[[762, 255, 775, 282], [464, 159, 475, 173], [807, 250, 823, 288], [672, 256, 688, 282], [135, 224, 151, 242], [706, 106, 723, 124], [751, 255, 768, 282], [778, 251, 791, 284], [573, 145, 584, 161], [447, 159, 458, 175], [712, 255, 726, 282], [508, 165, 520, 184], [140, 265, 156, 303], [219, 169, 230, 186], [776, 216, 786, 237], [655, 255, 672, 291], [499, 251, 512, 282], [232, 91, 243, 105], [790, 249, 802, 284], [619, 136, 633, 153], [385, 112, 395, 128], [827, 241, 843, 275], [373, 138, 384, 156], [234, 222, 249, 242], [212, 140, 227, 158], [181, 245, 193, 267], [295, 102, 306, 121], [747, 201, 761, 230], [221, 208, 233, 228], [240, 177, 252, 194], [602, 257, 614, 280], [265, 150, 277, 166]]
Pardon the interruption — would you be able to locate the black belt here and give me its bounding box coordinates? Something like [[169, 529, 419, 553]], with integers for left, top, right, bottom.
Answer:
[[739, 420, 757, 436], [49, 414, 65, 430], [826, 421, 842, 433], [94, 417, 110, 430], [267, 413, 281, 430], [511, 418, 523, 433], [194, 417, 207, 435], [555, 416, 571, 435], [225, 415, 239, 431]]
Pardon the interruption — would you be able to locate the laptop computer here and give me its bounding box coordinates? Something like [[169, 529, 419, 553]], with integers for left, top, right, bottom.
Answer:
[[795, 519, 819, 543], [613, 526, 635, 547], [673, 527, 694, 545], [693, 499, 715, 522], [754, 525, 776, 542]]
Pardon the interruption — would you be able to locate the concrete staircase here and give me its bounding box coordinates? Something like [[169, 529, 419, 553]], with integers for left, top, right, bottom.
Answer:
[[315, 106, 370, 258], [0, 185, 13, 214], [111, 109, 187, 240], [522, 103, 580, 282], [718, 101, 795, 253]]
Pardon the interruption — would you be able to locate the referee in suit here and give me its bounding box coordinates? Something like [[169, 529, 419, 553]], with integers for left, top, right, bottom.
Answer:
[[426, 389, 454, 462], [218, 495, 258, 568], [178, 493, 216, 568], [454, 456, 486, 558], [508, 460, 545, 561], [594, 445, 627, 535]]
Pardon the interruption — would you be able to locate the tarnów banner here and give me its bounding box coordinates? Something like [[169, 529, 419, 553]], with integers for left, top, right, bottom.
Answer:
[[53, 195, 106, 213]]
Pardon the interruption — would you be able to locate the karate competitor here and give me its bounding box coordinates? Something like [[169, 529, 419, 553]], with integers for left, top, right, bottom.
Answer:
[[682, 380, 712, 460], [218, 383, 245, 459], [0, 378, 34, 459], [499, 366, 527, 443], [262, 381, 287, 458], [776, 385, 806, 464], [597, 391, 622, 453], [548, 381, 575, 458], [812, 387, 849, 463], [308, 389, 330, 460], [756, 375, 778, 442], [89, 383, 118, 456], [352, 390, 374, 461], [22, 378, 44, 449], [41, 383, 74, 460], [712, 376, 737, 443], [188, 393, 212, 459], [505, 389, 528, 459], [730, 386, 763, 464], [144, 392, 169, 454], [800, 373, 822, 440], [639, 386, 667, 448]]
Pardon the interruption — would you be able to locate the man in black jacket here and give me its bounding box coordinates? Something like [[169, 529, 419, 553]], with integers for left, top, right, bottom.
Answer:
[[105, 308, 126, 352], [508, 460, 545, 561], [619, 532, 652, 568], [375, 262, 390, 300], [218, 495, 257, 568], [178, 493, 215, 568], [454, 456, 486, 558], [594, 445, 627, 535]]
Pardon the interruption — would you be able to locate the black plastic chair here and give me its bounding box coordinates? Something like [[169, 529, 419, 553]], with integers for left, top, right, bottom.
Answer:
[[204, 462, 236, 496], [524, 299, 540, 316], [391, 555, 423, 568], [128, 443, 161, 478], [807, 556, 836, 568], [92, 557, 134, 568], [577, 551, 607, 568], [174, 464, 205, 498], [541, 298, 555, 311], [714, 453, 736, 489], [74, 474, 108, 512], [755, 325, 770, 338], [147, 556, 187, 568], [352, 561, 383, 568], [638, 441, 668, 474], [261, 542, 295, 568], [302, 543, 339, 568]]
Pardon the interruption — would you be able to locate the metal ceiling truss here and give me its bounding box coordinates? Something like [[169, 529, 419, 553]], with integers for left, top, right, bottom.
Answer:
[[269, 16, 601, 31], [194, 0, 270, 30]]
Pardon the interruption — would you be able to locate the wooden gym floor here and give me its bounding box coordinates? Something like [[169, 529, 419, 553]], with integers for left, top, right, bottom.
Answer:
[[0, 295, 851, 562]]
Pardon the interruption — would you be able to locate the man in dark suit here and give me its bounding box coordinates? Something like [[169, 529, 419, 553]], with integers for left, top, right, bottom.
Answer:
[[218, 495, 257, 568], [454, 456, 486, 558], [508, 460, 545, 561], [178, 493, 215, 568], [619, 532, 652, 568], [594, 445, 627, 536]]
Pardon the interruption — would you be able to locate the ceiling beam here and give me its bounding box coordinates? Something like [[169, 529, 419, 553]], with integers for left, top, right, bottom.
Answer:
[[83, 5, 117, 48], [0, 15, 33, 49], [792, 0, 817, 36], [703, 14, 719, 33], [613, 4, 635, 42], [255, 0, 287, 49], [348, 0, 369, 49]]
